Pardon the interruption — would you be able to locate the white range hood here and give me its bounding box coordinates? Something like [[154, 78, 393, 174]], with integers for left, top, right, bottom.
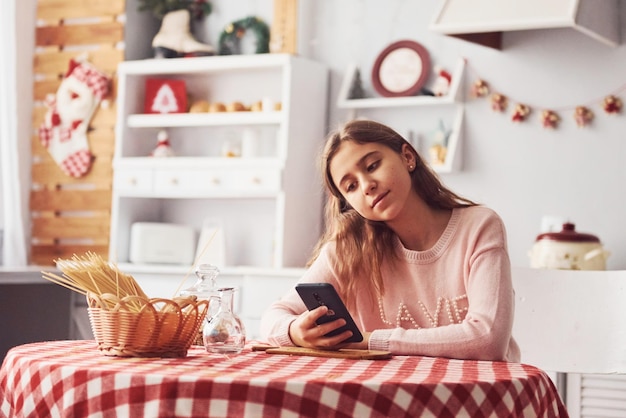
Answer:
[[430, 0, 621, 49]]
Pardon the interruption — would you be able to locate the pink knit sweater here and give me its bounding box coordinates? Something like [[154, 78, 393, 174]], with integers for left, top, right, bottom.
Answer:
[[260, 206, 521, 362]]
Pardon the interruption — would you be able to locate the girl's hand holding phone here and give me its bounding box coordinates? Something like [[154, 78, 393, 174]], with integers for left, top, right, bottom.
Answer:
[[288, 305, 354, 349]]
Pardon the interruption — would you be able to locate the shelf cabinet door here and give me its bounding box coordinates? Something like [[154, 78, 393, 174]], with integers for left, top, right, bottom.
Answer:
[[229, 168, 280, 192], [152, 167, 281, 197], [113, 169, 153, 194]]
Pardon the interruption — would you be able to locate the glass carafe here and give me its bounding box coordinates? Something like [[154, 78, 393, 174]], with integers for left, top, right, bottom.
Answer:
[[203, 287, 246, 354]]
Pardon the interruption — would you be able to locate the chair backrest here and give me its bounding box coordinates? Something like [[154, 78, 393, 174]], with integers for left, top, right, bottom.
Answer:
[[512, 267, 626, 374]]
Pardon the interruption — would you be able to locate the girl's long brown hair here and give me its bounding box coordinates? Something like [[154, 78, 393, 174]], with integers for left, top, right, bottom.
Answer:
[[309, 119, 476, 307]]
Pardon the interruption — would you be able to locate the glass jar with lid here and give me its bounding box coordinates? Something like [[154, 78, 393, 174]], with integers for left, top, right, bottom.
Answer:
[[179, 264, 221, 344]]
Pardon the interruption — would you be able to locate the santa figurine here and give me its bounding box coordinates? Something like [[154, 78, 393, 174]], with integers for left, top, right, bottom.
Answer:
[[432, 66, 452, 97], [151, 130, 175, 157]]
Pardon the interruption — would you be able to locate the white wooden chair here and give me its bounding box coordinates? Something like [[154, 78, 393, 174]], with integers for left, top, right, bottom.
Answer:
[[512, 267, 626, 418]]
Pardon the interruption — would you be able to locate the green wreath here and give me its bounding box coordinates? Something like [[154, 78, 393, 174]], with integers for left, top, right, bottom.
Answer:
[[218, 16, 270, 55]]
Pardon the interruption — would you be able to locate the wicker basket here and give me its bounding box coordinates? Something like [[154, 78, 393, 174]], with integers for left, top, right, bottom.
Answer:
[[86, 292, 209, 357]]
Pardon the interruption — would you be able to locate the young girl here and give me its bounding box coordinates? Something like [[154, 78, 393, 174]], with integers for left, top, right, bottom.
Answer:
[[260, 119, 520, 362]]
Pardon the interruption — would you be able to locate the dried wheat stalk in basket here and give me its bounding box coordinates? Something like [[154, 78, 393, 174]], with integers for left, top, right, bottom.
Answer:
[[42, 252, 148, 310]]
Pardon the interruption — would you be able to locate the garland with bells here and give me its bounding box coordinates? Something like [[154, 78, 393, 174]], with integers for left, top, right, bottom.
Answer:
[[467, 61, 624, 129], [218, 16, 270, 55]]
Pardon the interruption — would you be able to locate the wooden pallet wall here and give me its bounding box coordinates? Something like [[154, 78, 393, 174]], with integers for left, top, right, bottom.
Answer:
[[30, 0, 125, 265]]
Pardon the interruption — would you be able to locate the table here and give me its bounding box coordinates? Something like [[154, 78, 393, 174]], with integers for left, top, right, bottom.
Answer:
[[0, 340, 568, 418]]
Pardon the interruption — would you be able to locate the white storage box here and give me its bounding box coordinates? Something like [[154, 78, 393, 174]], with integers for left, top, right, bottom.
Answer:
[[129, 222, 196, 265]]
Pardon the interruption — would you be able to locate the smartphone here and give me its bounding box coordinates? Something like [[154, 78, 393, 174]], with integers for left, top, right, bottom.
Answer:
[[295, 283, 363, 343]]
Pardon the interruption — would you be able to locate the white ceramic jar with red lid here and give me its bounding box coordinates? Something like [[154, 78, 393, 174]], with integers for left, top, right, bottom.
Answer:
[[528, 222, 610, 270]]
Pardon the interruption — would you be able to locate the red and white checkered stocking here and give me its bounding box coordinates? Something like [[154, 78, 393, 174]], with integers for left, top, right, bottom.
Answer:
[[38, 57, 110, 178]]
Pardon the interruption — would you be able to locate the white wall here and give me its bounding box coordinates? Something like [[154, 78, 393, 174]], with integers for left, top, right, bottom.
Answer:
[[17, 0, 626, 269], [188, 0, 626, 269]]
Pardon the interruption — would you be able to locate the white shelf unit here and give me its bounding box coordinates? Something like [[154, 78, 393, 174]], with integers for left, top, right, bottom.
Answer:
[[110, 54, 328, 272], [337, 58, 465, 173]]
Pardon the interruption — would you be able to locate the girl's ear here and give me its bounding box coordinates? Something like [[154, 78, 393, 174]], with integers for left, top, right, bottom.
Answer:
[[401, 143, 416, 168]]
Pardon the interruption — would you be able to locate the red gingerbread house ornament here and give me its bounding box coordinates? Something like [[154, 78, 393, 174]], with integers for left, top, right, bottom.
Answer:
[[144, 78, 187, 114]]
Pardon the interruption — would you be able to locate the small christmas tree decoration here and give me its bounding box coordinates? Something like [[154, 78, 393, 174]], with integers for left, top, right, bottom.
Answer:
[[144, 79, 187, 114], [471, 79, 489, 98], [602, 95, 623, 114], [348, 68, 365, 99], [574, 106, 594, 127], [511, 103, 531, 122], [490, 93, 508, 112], [38, 56, 110, 178], [541, 110, 560, 129]]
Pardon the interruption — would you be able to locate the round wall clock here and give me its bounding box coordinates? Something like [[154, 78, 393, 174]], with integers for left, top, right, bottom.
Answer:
[[371, 40, 431, 98]]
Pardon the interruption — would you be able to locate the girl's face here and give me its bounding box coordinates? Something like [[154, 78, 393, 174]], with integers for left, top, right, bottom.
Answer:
[[329, 141, 416, 222]]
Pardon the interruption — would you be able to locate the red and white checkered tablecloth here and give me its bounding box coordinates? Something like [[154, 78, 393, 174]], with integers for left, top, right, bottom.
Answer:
[[0, 340, 568, 418]]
